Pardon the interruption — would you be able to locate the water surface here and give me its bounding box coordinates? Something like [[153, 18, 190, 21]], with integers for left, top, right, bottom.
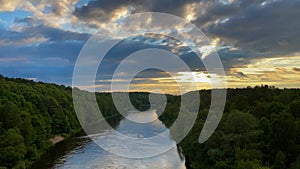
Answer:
[[34, 110, 186, 169]]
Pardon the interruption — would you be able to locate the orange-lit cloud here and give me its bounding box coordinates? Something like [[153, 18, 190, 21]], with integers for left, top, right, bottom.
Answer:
[[226, 54, 300, 88], [75, 54, 300, 95]]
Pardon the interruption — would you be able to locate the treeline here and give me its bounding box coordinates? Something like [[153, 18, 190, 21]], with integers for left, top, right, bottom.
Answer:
[[0, 75, 80, 168], [0, 76, 122, 169], [160, 86, 300, 169], [1, 75, 300, 169]]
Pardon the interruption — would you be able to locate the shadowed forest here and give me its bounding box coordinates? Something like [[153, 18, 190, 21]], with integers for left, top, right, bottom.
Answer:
[[0, 75, 299, 169]]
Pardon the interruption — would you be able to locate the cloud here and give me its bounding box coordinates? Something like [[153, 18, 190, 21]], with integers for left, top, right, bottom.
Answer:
[[0, 0, 81, 29], [0, 21, 89, 46], [292, 68, 300, 72], [0, 40, 85, 62], [0, 0, 27, 12], [25, 77, 38, 81], [73, 1, 135, 27], [0, 54, 74, 85], [0, 0, 300, 91], [206, 0, 300, 57], [235, 72, 247, 78], [0, 36, 48, 46], [72, 0, 200, 28], [48, 0, 79, 16], [226, 55, 300, 88], [3, 0, 300, 59], [72, 0, 300, 70]]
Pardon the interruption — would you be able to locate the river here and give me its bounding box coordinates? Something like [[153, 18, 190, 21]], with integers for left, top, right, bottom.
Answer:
[[31, 110, 186, 169]]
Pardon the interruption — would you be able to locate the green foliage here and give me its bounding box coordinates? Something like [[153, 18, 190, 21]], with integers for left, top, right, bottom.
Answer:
[[0, 77, 80, 168], [288, 99, 300, 118], [273, 152, 286, 169], [1, 76, 300, 169], [236, 160, 270, 169], [159, 87, 300, 169], [0, 76, 129, 168], [224, 111, 259, 134], [289, 155, 300, 169], [0, 103, 22, 129], [270, 112, 297, 160]]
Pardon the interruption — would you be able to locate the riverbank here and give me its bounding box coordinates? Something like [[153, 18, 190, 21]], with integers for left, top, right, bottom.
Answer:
[[50, 136, 65, 144], [32, 110, 186, 169], [29, 129, 85, 169], [49, 128, 83, 145], [29, 115, 122, 169]]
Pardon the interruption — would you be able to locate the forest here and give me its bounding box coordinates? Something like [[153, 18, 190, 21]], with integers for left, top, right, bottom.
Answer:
[[0, 75, 299, 169], [160, 86, 300, 169], [0, 75, 122, 169]]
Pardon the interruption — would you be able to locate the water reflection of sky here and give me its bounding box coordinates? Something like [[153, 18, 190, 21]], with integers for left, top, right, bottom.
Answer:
[[54, 111, 186, 169]]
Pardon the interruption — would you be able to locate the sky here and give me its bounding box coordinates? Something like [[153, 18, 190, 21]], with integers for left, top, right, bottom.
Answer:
[[0, 0, 299, 94]]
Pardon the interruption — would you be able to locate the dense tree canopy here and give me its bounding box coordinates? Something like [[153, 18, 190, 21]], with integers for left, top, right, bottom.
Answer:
[[160, 86, 300, 169], [0, 76, 121, 168], [0, 75, 299, 169]]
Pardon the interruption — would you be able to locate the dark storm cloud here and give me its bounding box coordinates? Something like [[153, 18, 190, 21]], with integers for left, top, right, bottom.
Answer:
[[73, 0, 300, 70], [148, 0, 199, 14], [206, 0, 300, 57], [73, 0, 130, 24], [73, 0, 200, 24], [96, 35, 187, 80], [34, 25, 90, 42], [216, 48, 253, 70], [1, 0, 299, 87], [192, 0, 265, 25]]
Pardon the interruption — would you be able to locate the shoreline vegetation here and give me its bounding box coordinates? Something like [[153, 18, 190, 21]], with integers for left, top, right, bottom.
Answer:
[[159, 87, 300, 169], [0, 75, 122, 169], [1, 75, 300, 169]]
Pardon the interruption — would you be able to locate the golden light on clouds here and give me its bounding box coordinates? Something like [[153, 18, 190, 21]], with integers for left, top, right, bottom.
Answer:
[[227, 55, 300, 88], [176, 71, 211, 83], [78, 54, 300, 95], [184, 3, 197, 22], [110, 6, 132, 22], [186, 14, 195, 22], [77, 71, 220, 95]]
